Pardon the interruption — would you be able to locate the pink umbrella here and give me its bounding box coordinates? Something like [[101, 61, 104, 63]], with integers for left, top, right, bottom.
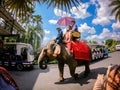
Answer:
[[57, 16, 75, 26]]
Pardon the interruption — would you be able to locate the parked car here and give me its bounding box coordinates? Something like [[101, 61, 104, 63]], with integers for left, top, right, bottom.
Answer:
[[115, 44, 120, 51], [0, 42, 34, 70], [89, 44, 106, 61]]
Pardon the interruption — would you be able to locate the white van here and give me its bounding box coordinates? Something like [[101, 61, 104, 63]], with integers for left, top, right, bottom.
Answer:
[[115, 44, 120, 51], [89, 44, 106, 60], [0, 42, 34, 70]]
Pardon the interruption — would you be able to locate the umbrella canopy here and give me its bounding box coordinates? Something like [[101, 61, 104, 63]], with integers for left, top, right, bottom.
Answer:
[[57, 17, 75, 26]]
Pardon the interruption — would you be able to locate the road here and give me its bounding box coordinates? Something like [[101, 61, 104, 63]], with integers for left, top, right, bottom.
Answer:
[[9, 51, 120, 90]]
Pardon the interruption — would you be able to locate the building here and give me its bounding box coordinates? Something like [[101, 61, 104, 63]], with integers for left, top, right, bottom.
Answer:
[[0, 3, 25, 36]]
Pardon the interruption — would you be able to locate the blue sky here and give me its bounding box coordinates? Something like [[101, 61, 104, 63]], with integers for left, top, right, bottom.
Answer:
[[34, 0, 120, 45]]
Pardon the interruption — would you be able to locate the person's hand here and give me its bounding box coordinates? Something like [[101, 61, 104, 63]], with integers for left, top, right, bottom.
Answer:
[[93, 74, 104, 90]]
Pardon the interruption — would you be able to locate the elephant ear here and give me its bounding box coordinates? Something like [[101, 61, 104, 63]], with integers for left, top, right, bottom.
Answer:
[[53, 44, 61, 55]]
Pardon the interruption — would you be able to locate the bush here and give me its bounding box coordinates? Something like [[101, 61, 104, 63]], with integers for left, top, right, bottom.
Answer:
[[48, 59, 58, 64], [33, 60, 38, 65], [33, 59, 58, 65]]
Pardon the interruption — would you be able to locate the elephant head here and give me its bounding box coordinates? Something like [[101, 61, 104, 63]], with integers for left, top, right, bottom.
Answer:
[[38, 40, 59, 69]]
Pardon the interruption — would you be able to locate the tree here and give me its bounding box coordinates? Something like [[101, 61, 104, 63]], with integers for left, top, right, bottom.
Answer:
[[109, 0, 120, 22], [20, 15, 44, 51], [3, 0, 34, 20], [40, 0, 82, 11], [112, 39, 117, 46], [105, 39, 117, 48], [32, 15, 42, 26], [105, 39, 113, 47], [92, 41, 98, 44], [2, 0, 82, 20]]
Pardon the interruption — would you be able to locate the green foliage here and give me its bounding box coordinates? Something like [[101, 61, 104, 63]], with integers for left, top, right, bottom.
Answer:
[[33, 60, 38, 65], [20, 15, 44, 53], [109, 0, 120, 22], [33, 59, 58, 65], [105, 39, 114, 47], [3, 0, 82, 21], [92, 41, 98, 44], [48, 59, 58, 64], [105, 39, 117, 52], [112, 40, 117, 46]]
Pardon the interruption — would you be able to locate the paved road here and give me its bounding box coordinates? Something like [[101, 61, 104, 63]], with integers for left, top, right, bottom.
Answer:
[[9, 51, 120, 90]]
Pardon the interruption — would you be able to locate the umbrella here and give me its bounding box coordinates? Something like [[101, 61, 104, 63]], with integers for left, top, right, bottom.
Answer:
[[57, 16, 75, 26]]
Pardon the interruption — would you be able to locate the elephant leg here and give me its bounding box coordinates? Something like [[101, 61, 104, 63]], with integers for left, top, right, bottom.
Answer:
[[68, 60, 78, 80], [58, 61, 64, 82], [84, 61, 90, 77]]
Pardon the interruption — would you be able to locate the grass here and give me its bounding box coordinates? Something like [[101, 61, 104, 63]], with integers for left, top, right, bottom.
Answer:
[[48, 59, 58, 64], [33, 59, 58, 65]]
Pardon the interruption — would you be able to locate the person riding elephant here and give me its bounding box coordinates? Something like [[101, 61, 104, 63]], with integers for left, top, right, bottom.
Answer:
[[63, 25, 73, 53], [38, 39, 91, 82], [70, 20, 81, 40], [52, 27, 63, 58]]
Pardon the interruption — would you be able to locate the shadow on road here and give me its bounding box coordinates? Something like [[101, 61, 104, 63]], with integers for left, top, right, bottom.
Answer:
[[8, 65, 50, 90], [55, 67, 107, 86]]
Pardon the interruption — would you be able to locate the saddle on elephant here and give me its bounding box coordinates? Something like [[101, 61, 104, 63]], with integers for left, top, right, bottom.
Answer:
[[66, 41, 90, 61]]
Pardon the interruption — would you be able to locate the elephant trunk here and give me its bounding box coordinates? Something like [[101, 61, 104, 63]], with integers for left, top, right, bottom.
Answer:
[[38, 48, 48, 69]]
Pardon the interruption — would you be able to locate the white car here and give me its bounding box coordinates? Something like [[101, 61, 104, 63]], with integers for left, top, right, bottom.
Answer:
[[115, 44, 120, 51]]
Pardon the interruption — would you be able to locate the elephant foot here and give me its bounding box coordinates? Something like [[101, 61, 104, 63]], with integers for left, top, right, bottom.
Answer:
[[58, 77, 64, 82], [74, 73, 79, 80]]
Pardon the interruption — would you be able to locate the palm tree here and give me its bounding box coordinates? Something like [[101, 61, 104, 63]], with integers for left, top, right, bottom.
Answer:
[[27, 25, 44, 51], [40, 0, 82, 11], [20, 15, 44, 51], [32, 15, 42, 25], [2, 0, 82, 20], [109, 0, 120, 22], [1, 0, 34, 20]]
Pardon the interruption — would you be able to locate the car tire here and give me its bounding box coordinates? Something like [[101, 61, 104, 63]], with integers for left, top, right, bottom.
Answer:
[[16, 63, 24, 71]]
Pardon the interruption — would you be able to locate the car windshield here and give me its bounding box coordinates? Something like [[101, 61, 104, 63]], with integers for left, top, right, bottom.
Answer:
[[28, 45, 34, 55]]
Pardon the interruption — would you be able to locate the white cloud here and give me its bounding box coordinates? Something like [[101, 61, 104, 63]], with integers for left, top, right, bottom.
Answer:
[[86, 28, 120, 42], [42, 29, 51, 45], [70, 3, 91, 19], [99, 28, 110, 39], [43, 37, 50, 41], [53, 3, 91, 19], [48, 20, 57, 24], [54, 8, 71, 17], [44, 30, 50, 34], [91, 0, 96, 4], [110, 32, 120, 40], [78, 23, 96, 35], [92, 17, 110, 26], [112, 22, 120, 31], [91, 0, 114, 26], [86, 28, 109, 42]]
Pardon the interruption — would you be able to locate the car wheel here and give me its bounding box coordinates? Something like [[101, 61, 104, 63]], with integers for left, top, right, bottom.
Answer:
[[16, 64, 24, 71]]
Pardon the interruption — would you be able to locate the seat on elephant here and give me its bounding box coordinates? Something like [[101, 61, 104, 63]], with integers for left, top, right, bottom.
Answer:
[[66, 41, 90, 61]]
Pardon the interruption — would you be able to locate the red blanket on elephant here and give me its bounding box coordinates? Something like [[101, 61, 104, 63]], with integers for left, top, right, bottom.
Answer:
[[66, 41, 90, 61]]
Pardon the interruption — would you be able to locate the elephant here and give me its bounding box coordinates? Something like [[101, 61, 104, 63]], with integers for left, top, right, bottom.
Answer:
[[38, 39, 91, 82]]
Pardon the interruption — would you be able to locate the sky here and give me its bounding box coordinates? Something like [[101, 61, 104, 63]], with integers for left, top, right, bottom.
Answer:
[[34, 0, 120, 45]]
